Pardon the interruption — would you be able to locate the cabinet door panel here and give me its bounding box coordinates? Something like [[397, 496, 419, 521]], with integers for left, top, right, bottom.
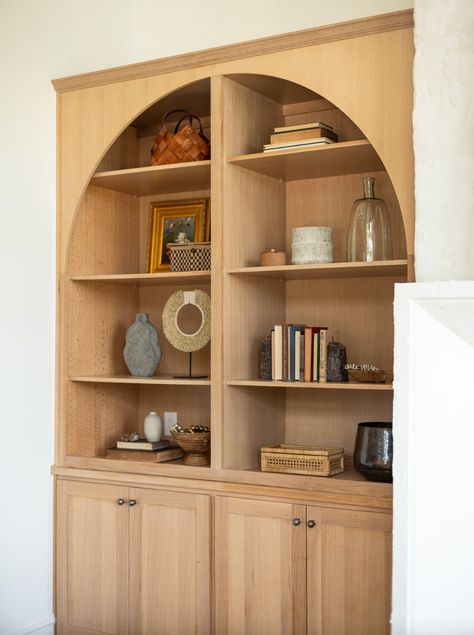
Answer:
[[215, 496, 307, 635], [56, 480, 129, 635], [307, 506, 392, 635], [129, 488, 210, 635]]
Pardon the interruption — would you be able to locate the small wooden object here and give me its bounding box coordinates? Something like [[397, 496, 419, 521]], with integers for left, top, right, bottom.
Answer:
[[171, 431, 211, 466], [261, 444, 344, 477], [260, 248, 286, 266]]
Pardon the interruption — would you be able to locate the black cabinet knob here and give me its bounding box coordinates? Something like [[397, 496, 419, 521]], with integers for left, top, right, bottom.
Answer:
[[307, 520, 316, 528], [292, 518, 301, 526], [128, 499, 137, 507], [116, 498, 126, 506]]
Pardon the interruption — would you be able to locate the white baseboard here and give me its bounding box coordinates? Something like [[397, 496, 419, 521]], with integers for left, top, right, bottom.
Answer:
[[9, 615, 55, 635]]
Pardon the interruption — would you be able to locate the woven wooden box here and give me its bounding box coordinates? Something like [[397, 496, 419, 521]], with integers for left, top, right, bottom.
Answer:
[[168, 241, 211, 272], [261, 444, 344, 477]]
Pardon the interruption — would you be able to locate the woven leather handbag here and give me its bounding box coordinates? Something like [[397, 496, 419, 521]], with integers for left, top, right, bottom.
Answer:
[[150, 109, 210, 166]]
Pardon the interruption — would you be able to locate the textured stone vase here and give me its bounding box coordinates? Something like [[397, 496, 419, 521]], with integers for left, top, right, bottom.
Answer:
[[123, 313, 162, 377]]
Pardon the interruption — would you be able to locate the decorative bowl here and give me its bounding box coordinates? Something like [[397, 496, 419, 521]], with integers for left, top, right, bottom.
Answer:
[[347, 368, 393, 384], [171, 431, 211, 466]]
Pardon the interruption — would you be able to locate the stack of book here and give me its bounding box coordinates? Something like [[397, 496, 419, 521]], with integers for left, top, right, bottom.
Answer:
[[106, 438, 184, 462], [263, 122, 338, 153], [271, 325, 328, 382]]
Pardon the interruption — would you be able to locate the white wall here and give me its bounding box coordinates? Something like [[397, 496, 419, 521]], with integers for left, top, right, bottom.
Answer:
[[413, 0, 474, 281], [0, 1, 413, 632], [393, 283, 474, 635]]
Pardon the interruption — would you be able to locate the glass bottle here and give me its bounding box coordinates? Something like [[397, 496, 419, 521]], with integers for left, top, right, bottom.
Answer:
[[346, 177, 393, 262]]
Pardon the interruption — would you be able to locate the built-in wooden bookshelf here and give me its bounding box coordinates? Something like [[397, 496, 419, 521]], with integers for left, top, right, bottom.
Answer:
[[55, 25, 413, 492]]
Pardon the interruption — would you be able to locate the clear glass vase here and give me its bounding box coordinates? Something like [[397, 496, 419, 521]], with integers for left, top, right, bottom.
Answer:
[[346, 177, 393, 262]]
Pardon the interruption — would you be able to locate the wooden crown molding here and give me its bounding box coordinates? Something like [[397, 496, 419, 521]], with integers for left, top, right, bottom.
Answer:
[[52, 10, 413, 93]]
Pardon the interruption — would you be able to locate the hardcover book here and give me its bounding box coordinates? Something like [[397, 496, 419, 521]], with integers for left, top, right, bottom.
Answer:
[[263, 138, 335, 152], [274, 325, 283, 381], [116, 439, 170, 451], [319, 329, 328, 383], [106, 447, 184, 462], [270, 128, 338, 144], [272, 121, 333, 133]]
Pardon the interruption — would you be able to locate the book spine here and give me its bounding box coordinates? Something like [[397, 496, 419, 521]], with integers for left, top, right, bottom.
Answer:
[[273, 121, 333, 133], [294, 331, 301, 382], [289, 327, 295, 382], [274, 325, 283, 381], [282, 325, 288, 382], [304, 327, 313, 382], [270, 129, 338, 144], [299, 335, 305, 381], [271, 329, 275, 380], [319, 329, 328, 383], [287, 325, 292, 381], [312, 332, 320, 382]]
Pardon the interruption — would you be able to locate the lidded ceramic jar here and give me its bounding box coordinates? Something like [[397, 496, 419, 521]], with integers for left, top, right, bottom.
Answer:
[[291, 226, 333, 264]]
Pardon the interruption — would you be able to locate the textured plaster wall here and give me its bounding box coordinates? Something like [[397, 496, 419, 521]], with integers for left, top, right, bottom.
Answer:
[[0, 1, 413, 633], [393, 1, 474, 633], [414, 0, 474, 281]]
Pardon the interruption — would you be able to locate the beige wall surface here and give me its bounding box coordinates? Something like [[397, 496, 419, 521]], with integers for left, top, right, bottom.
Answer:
[[0, 1, 413, 633]]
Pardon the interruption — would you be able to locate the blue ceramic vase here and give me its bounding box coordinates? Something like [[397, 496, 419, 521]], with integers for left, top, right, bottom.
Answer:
[[123, 313, 161, 377]]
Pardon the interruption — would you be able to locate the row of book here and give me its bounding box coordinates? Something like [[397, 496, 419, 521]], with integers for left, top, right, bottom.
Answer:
[[263, 121, 338, 153], [271, 325, 328, 382]]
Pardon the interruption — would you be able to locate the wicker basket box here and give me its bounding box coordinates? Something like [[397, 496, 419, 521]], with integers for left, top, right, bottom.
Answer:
[[261, 444, 344, 477], [168, 241, 211, 272]]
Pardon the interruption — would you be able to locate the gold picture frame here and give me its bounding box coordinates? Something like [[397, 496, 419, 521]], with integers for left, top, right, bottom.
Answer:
[[146, 198, 210, 272]]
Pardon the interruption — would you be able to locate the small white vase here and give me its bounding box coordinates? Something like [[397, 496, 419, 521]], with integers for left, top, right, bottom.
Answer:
[[144, 411, 162, 442]]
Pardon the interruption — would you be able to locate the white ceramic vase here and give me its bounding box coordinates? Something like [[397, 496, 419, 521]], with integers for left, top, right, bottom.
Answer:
[[144, 411, 163, 442]]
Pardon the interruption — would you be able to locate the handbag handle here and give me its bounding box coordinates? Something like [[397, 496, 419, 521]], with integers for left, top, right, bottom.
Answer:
[[161, 109, 190, 130], [174, 113, 209, 142]]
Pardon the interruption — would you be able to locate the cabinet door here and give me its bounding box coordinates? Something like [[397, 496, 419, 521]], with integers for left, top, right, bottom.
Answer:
[[56, 480, 129, 635], [215, 496, 307, 635], [307, 506, 392, 635], [129, 488, 211, 635]]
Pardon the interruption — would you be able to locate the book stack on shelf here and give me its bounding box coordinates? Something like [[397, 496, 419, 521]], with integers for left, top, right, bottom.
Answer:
[[271, 325, 328, 382], [106, 438, 184, 463], [263, 122, 338, 152]]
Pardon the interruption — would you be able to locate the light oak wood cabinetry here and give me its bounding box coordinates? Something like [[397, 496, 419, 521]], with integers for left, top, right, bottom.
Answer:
[[57, 480, 211, 635], [53, 10, 413, 634], [215, 496, 391, 635]]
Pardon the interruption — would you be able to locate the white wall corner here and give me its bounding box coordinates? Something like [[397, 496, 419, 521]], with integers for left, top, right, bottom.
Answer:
[[8, 615, 55, 635]]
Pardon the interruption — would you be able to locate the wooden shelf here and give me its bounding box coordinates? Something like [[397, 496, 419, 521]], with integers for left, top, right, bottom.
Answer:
[[70, 271, 211, 285], [227, 379, 393, 391], [90, 160, 211, 196], [227, 260, 407, 280], [71, 374, 211, 386], [227, 140, 384, 181]]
